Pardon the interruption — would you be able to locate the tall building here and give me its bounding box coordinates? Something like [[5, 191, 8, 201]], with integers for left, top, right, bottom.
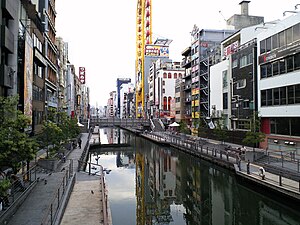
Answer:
[[257, 12, 300, 152], [40, 0, 58, 114], [0, 0, 18, 97]]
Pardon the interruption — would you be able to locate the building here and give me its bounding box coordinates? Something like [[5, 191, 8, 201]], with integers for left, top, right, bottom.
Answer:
[[149, 59, 184, 120], [174, 78, 184, 123], [107, 91, 116, 117], [257, 12, 300, 152], [119, 82, 135, 118]]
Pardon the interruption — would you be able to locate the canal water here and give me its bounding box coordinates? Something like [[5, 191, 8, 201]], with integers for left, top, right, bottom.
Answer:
[[87, 128, 300, 225]]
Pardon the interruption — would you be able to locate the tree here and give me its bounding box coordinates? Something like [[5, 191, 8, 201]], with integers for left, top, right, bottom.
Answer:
[[213, 115, 228, 144], [243, 112, 266, 150], [179, 120, 191, 134], [0, 95, 39, 173]]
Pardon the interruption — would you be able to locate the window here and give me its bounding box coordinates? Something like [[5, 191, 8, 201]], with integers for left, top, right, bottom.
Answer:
[[239, 56, 247, 68], [278, 31, 285, 47], [293, 23, 300, 42], [272, 61, 279, 76], [261, 90, 267, 106], [273, 88, 279, 105], [163, 88, 165, 94], [266, 64, 272, 77], [236, 79, 246, 89], [286, 56, 294, 73], [266, 37, 271, 52], [163, 80, 165, 85], [266, 89, 272, 106], [248, 53, 253, 64], [286, 27, 293, 44], [272, 34, 278, 50], [260, 65, 267, 79], [243, 100, 250, 109], [260, 39, 266, 54], [222, 70, 228, 88], [178, 73, 182, 78], [280, 87, 286, 105], [232, 59, 238, 68], [237, 120, 250, 130], [288, 85, 295, 104], [163, 72, 167, 78], [223, 93, 228, 109], [294, 53, 300, 70], [168, 73, 172, 78], [279, 59, 286, 74], [295, 84, 300, 104], [174, 73, 177, 79]]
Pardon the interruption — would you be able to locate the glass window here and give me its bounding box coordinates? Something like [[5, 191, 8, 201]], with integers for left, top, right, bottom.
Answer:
[[266, 37, 271, 52], [288, 85, 295, 104], [270, 118, 277, 134], [243, 100, 250, 109], [232, 59, 238, 68], [272, 34, 278, 50], [286, 56, 294, 73], [272, 61, 279, 76], [291, 117, 300, 136], [236, 79, 246, 89], [261, 90, 267, 106], [222, 70, 228, 88], [286, 27, 293, 44], [260, 65, 267, 79], [273, 88, 279, 105], [223, 93, 228, 109], [248, 53, 253, 64], [266, 89, 272, 106], [277, 118, 290, 135], [278, 31, 285, 47], [294, 53, 300, 70], [174, 73, 177, 79], [293, 23, 300, 42], [295, 84, 300, 104], [280, 87, 286, 105], [260, 39, 266, 54], [178, 73, 182, 78], [163, 72, 167, 78], [266, 63, 272, 77], [168, 73, 172, 78], [279, 59, 286, 74]]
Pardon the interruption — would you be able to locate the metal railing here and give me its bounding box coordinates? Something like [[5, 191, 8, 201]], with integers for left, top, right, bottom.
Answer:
[[40, 162, 74, 225]]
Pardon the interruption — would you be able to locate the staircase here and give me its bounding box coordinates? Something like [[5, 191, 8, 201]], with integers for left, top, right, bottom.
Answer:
[[150, 118, 165, 132]]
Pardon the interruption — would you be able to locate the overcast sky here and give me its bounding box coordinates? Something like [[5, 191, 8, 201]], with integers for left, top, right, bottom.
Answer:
[[55, 0, 299, 107]]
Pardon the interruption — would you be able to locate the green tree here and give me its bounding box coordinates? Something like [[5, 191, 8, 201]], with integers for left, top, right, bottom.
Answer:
[[243, 112, 266, 150], [179, 120, 191, 134], [0, 95, 39, 173], [213, 116, 228, 144]]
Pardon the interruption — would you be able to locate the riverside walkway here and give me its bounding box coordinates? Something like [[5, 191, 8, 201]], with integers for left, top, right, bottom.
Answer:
[[2, 132, 109, 225]]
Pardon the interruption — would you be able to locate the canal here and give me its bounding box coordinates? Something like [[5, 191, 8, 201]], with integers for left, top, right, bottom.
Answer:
[[87, 128, 300, 225]]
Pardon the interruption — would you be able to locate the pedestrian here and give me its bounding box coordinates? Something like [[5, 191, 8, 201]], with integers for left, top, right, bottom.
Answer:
[[247, 160, 250, 174], [238, 158, 241, 171], [259, 167, 265, 180], [78, 138, 82, 148]]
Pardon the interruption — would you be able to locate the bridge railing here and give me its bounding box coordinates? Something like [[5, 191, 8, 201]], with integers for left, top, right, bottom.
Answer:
[[88, 118, 150, 127]]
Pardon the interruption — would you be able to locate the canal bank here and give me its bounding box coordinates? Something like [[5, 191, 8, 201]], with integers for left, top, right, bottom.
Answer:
[[121, 126, 300, 203]]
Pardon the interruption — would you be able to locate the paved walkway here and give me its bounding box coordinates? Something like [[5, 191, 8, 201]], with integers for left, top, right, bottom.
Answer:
[[6, 133, 90, 225]]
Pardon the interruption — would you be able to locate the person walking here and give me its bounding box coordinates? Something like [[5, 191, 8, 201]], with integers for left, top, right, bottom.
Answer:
[[247, 160, 250, 174], [78, 138, 82, 148]]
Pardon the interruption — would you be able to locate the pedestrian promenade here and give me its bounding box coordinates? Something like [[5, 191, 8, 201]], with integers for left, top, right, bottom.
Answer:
[[5, 133, 90, 225]]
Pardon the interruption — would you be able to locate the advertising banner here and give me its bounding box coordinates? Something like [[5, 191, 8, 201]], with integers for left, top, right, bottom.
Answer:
[[145, 45, 169, 57], [24, 32, 33, 132]]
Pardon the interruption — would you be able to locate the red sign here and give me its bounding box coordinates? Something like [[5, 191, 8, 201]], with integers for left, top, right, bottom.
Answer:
[[79, 67, 85, 84]]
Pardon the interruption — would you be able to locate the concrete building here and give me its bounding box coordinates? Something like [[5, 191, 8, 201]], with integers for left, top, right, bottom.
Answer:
[[107, 91, 116, 117], [256, 12, 300, 152], [56, 37, 68, 112], [174, 78, 184, 123], [0, 0, 18, 97], [226, 1, 264, 30], [119, 82, 135, 118], [149, 59, 184, 119]]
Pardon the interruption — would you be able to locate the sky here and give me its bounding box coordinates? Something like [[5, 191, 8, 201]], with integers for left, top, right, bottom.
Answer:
[[55, 0, 300, 107]]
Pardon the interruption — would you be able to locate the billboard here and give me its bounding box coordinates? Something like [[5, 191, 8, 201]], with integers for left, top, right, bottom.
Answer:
[[79, 67, 85, 84], [24, 32, 33, 132], [145, 45, 169, 57]]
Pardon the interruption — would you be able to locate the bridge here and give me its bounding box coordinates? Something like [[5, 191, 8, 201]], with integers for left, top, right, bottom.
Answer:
[[83, 118, 150, 128]]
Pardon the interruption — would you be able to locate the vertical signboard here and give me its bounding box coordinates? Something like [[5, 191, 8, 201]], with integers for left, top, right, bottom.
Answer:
[[24, 32, 33, 132], [79, 67, 85, 84]]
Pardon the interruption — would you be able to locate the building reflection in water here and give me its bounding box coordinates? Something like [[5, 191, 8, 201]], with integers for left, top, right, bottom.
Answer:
[[95, 128, 300, 225]]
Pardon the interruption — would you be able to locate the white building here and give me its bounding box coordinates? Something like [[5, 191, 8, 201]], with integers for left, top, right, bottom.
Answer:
[[256, 12, 300, 152], [120, 83, 135, 118]]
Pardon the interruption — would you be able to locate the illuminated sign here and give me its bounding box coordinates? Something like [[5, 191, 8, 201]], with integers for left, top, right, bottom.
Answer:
[[79, 67, 85, 84]]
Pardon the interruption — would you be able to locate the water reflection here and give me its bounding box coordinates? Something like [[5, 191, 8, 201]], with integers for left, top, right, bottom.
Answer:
[[88, 128, 300, 225]]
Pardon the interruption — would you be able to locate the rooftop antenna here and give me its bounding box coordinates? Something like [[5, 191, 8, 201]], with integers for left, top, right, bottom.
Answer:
[[283, 10, 298, 16], [219, 10, 227, 22]]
